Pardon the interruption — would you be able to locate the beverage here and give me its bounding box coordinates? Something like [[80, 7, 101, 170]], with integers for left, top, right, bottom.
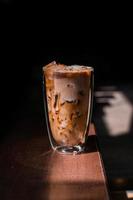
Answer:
[[43, 61, 93, 154]]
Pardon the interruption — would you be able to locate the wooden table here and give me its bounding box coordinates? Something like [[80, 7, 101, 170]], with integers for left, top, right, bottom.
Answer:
[[0, 124, 110, 200]]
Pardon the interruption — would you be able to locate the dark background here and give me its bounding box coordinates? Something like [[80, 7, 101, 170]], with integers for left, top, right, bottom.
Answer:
[[0, 0, 133, 198], [0, 0, 132, 135]]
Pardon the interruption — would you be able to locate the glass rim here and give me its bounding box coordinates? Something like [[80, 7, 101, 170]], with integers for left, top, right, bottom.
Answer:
[[42, 64, 94, 73]]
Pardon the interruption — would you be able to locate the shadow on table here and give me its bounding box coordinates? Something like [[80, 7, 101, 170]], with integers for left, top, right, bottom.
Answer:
[[0, 131, 106, 200]]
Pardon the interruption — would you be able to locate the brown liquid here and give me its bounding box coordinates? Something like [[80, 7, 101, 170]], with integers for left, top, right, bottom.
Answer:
[[43, 61, 92, 146]]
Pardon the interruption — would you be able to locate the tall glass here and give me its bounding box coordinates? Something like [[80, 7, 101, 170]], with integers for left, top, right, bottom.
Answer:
[[43, 61, 94, 154]]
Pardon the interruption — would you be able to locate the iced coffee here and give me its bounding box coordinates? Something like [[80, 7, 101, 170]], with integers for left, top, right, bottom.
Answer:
[[43, 61, 93, 153]]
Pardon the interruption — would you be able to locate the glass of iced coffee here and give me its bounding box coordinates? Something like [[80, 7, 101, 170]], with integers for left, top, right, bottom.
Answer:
[[43, 61, 94, 154]]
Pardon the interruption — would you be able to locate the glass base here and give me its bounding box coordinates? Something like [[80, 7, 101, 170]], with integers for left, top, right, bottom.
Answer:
[[55, 145, 85, 155]]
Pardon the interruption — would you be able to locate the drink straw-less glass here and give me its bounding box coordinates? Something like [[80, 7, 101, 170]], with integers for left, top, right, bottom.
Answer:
[[43, 62, 94, 154]]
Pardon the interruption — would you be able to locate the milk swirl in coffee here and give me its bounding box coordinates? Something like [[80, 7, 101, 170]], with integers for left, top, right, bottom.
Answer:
[[43, 61, 93, 147]]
